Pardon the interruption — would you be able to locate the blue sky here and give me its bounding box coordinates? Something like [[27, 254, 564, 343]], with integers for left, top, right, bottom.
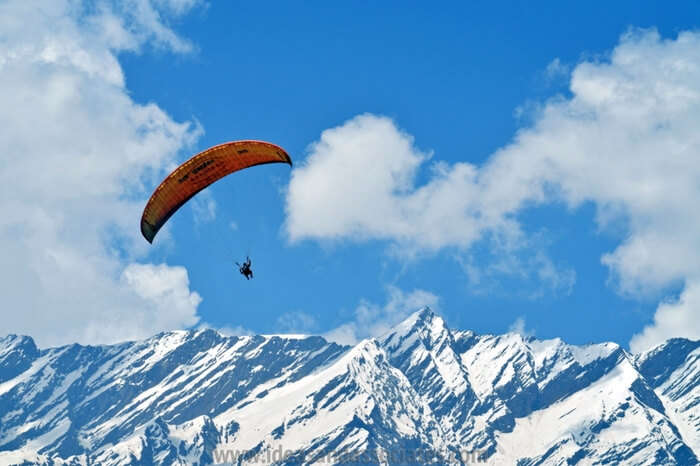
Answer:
[[2, 1, 700, 351]]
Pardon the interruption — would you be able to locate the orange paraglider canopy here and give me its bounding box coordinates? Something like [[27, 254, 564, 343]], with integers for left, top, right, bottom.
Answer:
[[140, 140, 292, 243]]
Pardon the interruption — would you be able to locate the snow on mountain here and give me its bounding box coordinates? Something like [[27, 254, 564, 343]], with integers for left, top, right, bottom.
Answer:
[[0, 335, 39, 384], [0, 330, 346, 465], [494, 353, 694, 465], [450, 328, 628, 456], [213, 339, 450, 465], [379, 310, 478, 449], [0, 309, 697, 465], [637, 339, 700, 455]]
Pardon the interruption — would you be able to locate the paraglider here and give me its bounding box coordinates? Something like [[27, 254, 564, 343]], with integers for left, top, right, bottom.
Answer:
[[236, 256, 253, 280], [140, 140, 292, 244]]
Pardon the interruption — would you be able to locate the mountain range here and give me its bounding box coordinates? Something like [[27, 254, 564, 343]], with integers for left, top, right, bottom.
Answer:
[[0, 308, 697, 465]]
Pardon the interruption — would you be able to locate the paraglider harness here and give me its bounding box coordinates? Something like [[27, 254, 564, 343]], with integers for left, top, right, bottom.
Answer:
[[236, 256, 253, 280]]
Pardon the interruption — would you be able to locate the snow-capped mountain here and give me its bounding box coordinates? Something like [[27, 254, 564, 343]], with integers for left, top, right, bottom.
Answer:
[[0, 308, 697, 465]]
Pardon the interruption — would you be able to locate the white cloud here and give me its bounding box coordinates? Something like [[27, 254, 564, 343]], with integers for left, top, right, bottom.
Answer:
[[545, 57, 570, 81], [458, 239, 576, 299], [120, 263, 201, 334], [323, 286, 440, 345], [630, 280, 700, 353], [533, 251, 576, 298], [154, 0, 204, 17], [199, 323, 255, 337], [275, 311, 319, 334], [508, 317, 534, 338], [286, 29, 700, 349], [104, 0, 203, 53], [286, 114, 434, 245], [0, 0, 204, 346], [191, 189, 217, 224]]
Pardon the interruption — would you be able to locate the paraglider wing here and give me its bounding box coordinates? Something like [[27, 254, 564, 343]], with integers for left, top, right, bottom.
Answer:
[[140, 140, 292, 243]]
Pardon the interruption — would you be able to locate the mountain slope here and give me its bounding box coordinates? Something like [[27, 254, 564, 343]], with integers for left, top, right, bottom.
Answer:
[[637, 338, 700, 454], [0, 309, 697, 465]]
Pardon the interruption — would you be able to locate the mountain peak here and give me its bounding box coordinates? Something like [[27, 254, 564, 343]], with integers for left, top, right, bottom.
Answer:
[[412, 305, 437, 322], [0, 334, 36, 350], [382, 306, 444, 345], [636, 337, 700, 389], [415, 305, 435, 318], [0, 334, 39, 384], [0, 319, 698, 465], [379, 307, 477, 417]]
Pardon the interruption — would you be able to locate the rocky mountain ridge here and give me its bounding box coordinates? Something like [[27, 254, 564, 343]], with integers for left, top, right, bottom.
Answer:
[[0, 308, 697, 465]]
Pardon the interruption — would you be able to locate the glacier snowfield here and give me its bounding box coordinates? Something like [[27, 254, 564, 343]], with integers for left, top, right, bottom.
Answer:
[[0, 308, 697, 465]]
